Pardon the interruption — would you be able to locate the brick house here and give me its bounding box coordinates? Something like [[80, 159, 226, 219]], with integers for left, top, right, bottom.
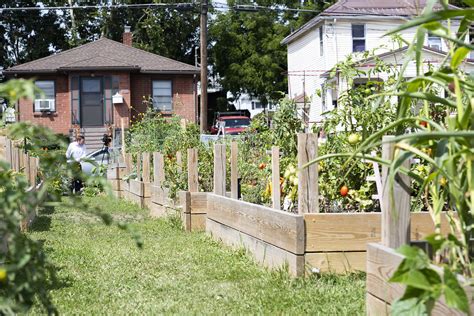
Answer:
[[3, 28, 200, 148]]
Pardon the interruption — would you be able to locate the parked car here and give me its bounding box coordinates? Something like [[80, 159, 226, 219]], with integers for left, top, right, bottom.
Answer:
[[210, 111, 251, 135], [81, 147, 114, 175]]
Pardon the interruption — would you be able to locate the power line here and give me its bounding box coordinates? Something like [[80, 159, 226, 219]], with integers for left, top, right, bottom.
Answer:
[[0, 2, 320, 13], [0, 3, 196, 11]]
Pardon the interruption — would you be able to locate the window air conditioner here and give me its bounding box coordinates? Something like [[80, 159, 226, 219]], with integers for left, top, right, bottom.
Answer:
[[35, 99, 55, 111]]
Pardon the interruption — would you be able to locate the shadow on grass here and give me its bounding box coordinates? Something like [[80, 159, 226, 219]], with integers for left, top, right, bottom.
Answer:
[[30, 206, 55, 232]]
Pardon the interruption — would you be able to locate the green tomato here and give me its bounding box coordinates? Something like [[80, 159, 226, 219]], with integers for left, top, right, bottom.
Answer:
[[348, 133, 361, 145]]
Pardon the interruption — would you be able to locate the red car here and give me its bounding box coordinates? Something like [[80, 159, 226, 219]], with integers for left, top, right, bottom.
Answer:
[[210, 112, 251, 135]]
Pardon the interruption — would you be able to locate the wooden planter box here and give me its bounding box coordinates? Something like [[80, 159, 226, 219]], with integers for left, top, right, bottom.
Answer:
[[179, 191, 207, 232], [206, 193, 305, 276], [366, 243, 473, 315], [304, 213, 451, 273], [128, 179, 151, 208], [107, 164, 126, 198], [149, 184, 175, 217]]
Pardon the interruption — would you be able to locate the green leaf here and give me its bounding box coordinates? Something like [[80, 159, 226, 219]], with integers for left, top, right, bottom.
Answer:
[[451, 47, 471, 69], [391, 296, 429, 316], [391, 270, 433, 290], [425, 234, 446, 253], [443, 267, 469, 313]]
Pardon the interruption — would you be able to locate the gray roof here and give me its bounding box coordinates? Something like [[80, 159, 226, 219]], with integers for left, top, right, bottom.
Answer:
[[4, 37, 200, 75], [282, 0, 458, 45], [321, 0, 456, 17]]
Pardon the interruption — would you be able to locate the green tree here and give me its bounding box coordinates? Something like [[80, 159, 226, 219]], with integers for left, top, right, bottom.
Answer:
[[0, 0, 68, 69], [209, 0, 332, 103]]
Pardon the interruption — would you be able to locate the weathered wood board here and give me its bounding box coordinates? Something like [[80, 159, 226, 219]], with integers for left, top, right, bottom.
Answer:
[[206, 218, 304, 276], [207, 194, 304, 254], [304, 212, 453, 252], [305, 252, 366, 273]]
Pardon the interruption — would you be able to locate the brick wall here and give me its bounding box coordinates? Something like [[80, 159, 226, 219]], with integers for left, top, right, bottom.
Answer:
[[130, 74, 197, 123], [18, 74, 71, 135], [15, 71, 196, 135]]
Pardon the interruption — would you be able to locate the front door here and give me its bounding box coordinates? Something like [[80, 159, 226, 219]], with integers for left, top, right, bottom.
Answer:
[[80, 78, 103, 126]]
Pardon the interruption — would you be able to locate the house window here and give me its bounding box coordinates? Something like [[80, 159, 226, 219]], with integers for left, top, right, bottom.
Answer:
[[34, 80, 55, 112], [428, 35, 442, 51], [252, 101, 262, 109], [352, 24, 366, 52], [152, 80, 172, 111], [319, 26, 324, 56]]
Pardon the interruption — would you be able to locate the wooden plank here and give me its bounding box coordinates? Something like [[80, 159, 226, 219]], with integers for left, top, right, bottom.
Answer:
[[206, 218, 304, 276], [125, 153, 132, 175], [143, 182, 151, 198], [297, 133, 319, 214], [136, 153, 142, 181], [366, 293, 390, 316], [187, 148, 198, 192], [213, 144, 226, 196], [190, 192, 208, 214], [230, 141, 238, 199], [127, 192, 144, 208], [121, 118, 125, 161], [109, 179, 121, 191], [5, 138, 12, 167], [153, 152, 165, 186], [305, 212, 451, 252], [149, 202, 167, 218], [189, 213, 206, 231], [305, 252, 366, 273], [176, 151, 182, 173], [381, 136, 411, 248], [120, 180, 129, 192], [271, 146, 280, 210], [304, 213, 381, 252], [207, 193, 304, 254], [142, 152, 150, 183], [179, 191, 191, 214], [366, 243, 472, 315], [129, 179, 144, 196], [151, 184, 165, 204]]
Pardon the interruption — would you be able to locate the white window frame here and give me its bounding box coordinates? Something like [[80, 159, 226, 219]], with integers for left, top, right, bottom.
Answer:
[[152, 80, 173, 111], [427, 35, 442, 51], [319, 26, 324, 56], [352, 24, 366, 52], [34, 80, 55, 112]]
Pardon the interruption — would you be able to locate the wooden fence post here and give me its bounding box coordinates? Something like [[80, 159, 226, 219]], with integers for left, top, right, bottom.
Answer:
[[176, 151, 183, 173], [153, 152, 165, 186], [213, 144, 226, 196], [187, 148, 198, 192], [297, 133, 319, 214], [5, 138, 12, 168], [142, 152, 150, 183], [272, 146, 280, 210], [230, 141, 238, 199], [30, 156, 38, 186], [381, 135, 411, 248], [136, 153, 142, 181], [125, 153, 132, 175], [121, 118, 126, 161]]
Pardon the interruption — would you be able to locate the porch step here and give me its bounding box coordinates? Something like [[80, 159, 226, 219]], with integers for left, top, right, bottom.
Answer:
[[70, 127, 109, 153]]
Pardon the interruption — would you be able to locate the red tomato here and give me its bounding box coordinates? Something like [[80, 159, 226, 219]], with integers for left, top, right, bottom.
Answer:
[[340, 185, 349, 197]]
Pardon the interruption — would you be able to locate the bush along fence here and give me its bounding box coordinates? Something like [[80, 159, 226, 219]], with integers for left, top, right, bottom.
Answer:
[[108, 133, 451, 277], [4, 137, 40, 231]]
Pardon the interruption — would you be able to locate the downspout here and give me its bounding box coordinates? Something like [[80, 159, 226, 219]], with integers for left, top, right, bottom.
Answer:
[[193, 74, 198, 123]]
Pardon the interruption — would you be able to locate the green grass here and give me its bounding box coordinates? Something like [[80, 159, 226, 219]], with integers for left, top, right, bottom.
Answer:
[[28, 195, 366, 315]]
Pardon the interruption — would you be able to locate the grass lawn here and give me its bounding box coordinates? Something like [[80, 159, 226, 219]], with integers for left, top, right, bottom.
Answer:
[[28, 195, 365, 315]]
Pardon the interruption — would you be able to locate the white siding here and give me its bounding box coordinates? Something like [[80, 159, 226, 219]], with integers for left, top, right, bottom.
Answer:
[[287, 17, 462, 126]]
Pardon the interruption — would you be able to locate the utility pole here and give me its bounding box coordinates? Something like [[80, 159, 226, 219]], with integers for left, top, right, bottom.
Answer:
[[199, 0, 208, 133]]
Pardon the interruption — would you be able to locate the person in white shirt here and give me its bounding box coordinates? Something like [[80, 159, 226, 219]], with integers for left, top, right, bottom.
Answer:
[[66, 135, 87, 162], [66, 135, 86, 193]]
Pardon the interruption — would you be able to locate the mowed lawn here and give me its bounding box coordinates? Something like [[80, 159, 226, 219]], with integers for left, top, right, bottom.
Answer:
[[28, 196, 365, 315]]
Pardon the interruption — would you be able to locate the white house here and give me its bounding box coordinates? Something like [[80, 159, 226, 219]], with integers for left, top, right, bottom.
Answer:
[[281, 0, 473, 125], [228, 92, 277, 118]]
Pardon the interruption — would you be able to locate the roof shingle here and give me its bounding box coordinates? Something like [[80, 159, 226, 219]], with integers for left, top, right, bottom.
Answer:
[[4, 37, 200, 74]]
